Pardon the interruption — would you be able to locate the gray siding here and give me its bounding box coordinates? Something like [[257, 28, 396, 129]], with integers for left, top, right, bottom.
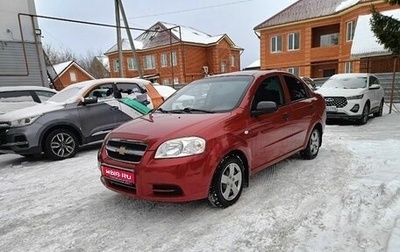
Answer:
[[0, 41, 47, 86]]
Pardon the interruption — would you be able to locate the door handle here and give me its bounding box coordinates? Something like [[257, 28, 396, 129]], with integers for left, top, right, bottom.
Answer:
[[283, 113, 291, 121]]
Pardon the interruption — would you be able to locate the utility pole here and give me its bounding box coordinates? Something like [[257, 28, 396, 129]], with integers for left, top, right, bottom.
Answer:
[[115, 0, 124, 77], [119, 0, 143, 78]]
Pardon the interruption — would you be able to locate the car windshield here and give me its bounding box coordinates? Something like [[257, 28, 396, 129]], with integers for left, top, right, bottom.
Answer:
[[47, 86, 83, 103], [322, 76, 367, 89], [158, 76, 253, 113]]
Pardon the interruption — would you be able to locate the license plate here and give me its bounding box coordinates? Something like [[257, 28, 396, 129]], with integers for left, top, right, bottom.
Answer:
[[326, 106, 337, 112], [102, 166, 135, 184]]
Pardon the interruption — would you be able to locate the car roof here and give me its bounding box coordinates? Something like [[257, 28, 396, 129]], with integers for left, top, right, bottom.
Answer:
[[0, 86, 57, 92], [63, 78, 151, 90], [205, 70, 292, 79], [329, 73, 374, 78]]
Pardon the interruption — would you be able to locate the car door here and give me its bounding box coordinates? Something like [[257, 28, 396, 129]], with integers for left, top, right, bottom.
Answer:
[[77, 83, 122, 142], [282, 74, 315, 150], [368, 75, 381, 110], [246, 74, 293, 171]]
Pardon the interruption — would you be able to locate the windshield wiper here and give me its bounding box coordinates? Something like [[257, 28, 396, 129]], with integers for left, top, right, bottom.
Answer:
[[167, 107, 215, 114], [156, 108, 169, 113]]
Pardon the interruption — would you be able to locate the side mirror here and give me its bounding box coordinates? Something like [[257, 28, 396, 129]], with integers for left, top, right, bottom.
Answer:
[[251, 101, 277, 117], [82, 96, 98, 105], [370, 84, 381, 90]]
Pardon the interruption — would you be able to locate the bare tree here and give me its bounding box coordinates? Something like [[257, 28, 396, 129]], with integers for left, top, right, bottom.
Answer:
[[43, 44, 77, 65], [77, 49, 110, 79]]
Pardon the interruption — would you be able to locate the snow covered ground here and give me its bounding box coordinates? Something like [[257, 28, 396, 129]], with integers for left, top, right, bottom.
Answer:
[[1, 105, 400, 252]]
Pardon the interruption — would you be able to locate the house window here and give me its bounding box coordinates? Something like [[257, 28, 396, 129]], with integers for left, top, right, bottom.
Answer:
[[173, 77, 179, 84], [160, 53, 168, 67], [345, 62, 353, 73], [162, 79, 170, 85], [271, 35, 282, 53], [287, 67, 299, 76], [69, 71, 77, 82], [346, 20, 356, 41], [171, 51, 178, 66], [231, 55, 235, 67], [127, 58, 138, 70], [113, 59, 119, 72], [321, 33, 339, 47], [288, 32, 300, 50], [143, 55, 156, 69], [221, 61, 227, 73]]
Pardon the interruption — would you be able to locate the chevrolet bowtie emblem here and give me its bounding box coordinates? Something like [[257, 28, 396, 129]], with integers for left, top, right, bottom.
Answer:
[[116, 146, 128, 155]]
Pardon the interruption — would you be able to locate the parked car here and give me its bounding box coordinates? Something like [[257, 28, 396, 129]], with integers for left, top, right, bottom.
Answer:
[[0, 86, 57, 115], [316, 73, 385, 125], [0, 78, 172, 160], [300, 76, 316, 90], [98, 70, 326, 208]]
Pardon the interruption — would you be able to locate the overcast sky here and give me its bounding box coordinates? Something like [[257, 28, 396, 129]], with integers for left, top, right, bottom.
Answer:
[[35, 0, 297, 68]]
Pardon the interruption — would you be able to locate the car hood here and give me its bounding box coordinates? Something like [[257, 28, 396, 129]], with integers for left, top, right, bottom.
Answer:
[[107, 112, 230, 150], [315, 88, 364, 97], [0, 102, 65, 121]]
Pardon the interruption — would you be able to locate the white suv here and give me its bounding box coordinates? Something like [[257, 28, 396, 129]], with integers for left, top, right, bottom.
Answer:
[[316, 73, 384, 125]]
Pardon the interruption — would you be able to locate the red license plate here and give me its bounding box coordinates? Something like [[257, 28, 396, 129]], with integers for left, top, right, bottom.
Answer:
[[102, 166, 135, 184]]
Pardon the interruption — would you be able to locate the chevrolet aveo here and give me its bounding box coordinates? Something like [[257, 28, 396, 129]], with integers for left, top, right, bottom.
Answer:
[[98, 70, 327, 208]]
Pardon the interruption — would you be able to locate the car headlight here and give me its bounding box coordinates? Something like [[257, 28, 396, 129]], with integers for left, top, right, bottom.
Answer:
[[155, 137, 206, 159], [10, 115, 41, 127], [347, 94, 364, 100]]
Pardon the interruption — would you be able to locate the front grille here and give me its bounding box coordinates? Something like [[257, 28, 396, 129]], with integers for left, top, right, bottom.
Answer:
[[106, 138, 147, 163], [0, 129, 8, 145], [107, 178, 137, 193], [324, 96, 347, 108]]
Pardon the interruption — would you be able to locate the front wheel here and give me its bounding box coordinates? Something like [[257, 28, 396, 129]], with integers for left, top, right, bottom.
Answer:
[[358, 103, 370, 125], [208, 154, 244, 208], [44, 129, 79, 160], [373, 100, 384, 117], [300, 128, 321, 160]]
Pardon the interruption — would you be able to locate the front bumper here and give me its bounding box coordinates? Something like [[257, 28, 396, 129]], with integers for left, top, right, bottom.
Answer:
[[0, 124, 43, 155], [98, 147, 217, 203]]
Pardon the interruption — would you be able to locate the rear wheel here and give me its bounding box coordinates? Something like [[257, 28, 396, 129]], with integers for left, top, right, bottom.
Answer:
[[358, 103, 370, 125], [300, 128, 321, 160], [44, 129, 78, 160], [208, 154, 244, 208], [373, 100, 384, 117]]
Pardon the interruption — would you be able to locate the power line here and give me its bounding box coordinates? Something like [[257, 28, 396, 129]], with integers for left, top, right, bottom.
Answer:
[[127, 0, 254, 20]]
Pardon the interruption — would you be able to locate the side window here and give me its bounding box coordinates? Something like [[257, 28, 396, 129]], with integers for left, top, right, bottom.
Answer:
[[252, 75, 284, 110], [116, 83, 148, 104], [284, 75, 308, 102], [88, 84, 113, 100], [369, 76, 379, 86], [36, 91, 55, 102]]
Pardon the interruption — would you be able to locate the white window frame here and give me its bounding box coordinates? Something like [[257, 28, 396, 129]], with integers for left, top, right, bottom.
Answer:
[[345, 62, 353, 73], [127, 58, 138, 70], [221, 61, 227, 73], [271, 35, 282, 53], [162, 79, 170, 85], [287, 67, 300, 76], [160, 53, 168, 68], [69, 71, 77, 82], [171, 51, 178, 66], [113, 59, 119, 72], [231, 55, 235, 67], [346, 20, 356, 42], [143, 55, 156, 69], [173, 77, 179, 84], [288, 32, 300, 51]]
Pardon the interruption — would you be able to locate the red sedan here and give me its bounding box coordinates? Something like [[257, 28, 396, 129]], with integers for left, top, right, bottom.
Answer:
[[98, 70, 326, 208]]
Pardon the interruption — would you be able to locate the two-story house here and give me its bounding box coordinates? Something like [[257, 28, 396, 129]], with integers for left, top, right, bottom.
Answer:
[[105, 21, 243, 85], [254, 0, 400, 78]]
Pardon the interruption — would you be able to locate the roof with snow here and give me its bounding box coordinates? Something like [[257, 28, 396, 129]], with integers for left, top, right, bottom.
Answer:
[[243, 59, 261, 70], [254, 0, 370, 30], [351, 9, 400, 58], [105, 21, 241, 54], [52, 60, 95, 80]]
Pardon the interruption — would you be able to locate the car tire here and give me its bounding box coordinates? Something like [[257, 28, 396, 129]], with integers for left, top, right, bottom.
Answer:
[[373, 100, 384, 117], [44, 129, 78, 160], [208, 154, 244, 208], [300, 128, 321, 160], [358, 102, 370, 125]]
